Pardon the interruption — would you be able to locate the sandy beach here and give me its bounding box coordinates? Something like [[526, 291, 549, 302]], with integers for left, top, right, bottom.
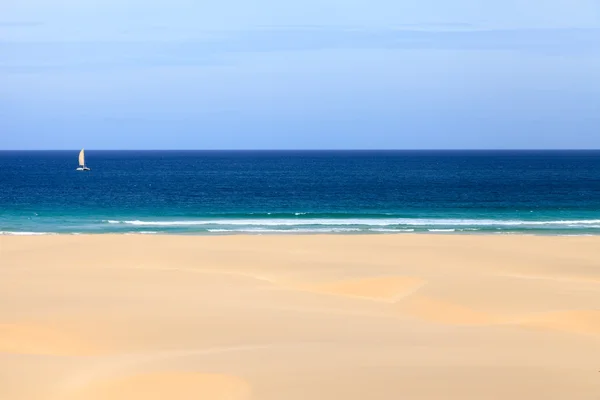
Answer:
[[0, 234, 599, 399]]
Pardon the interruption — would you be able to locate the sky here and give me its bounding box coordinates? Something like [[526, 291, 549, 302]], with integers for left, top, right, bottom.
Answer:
[[1, 0, 599, 149]]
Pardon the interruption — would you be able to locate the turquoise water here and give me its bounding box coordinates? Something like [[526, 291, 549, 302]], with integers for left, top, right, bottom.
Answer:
[[1, 150, 599, 235]]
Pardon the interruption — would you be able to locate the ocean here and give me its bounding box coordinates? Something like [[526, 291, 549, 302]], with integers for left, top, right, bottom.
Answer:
[[1, 150, 599, 235]]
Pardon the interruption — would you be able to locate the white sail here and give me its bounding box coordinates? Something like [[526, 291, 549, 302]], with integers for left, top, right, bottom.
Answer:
[[78, 149, 85, 167]]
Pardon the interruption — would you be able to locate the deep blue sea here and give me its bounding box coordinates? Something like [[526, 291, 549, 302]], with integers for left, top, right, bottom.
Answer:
[[1, 150, 599, 235]]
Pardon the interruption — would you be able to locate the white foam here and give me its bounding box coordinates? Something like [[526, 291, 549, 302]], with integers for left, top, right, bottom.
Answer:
[[105, 218, 600, 227], [207, 227, 362, 233], [0, 231, 56, 236], [370, 228, 415, 232], [428, 229, 456, 232]]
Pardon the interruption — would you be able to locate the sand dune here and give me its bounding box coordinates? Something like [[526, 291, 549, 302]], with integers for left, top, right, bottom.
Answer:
[[1, 234, 599, 399]]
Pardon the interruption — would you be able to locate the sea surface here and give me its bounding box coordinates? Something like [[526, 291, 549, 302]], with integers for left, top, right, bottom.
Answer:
[[1, 150, 599, 235]]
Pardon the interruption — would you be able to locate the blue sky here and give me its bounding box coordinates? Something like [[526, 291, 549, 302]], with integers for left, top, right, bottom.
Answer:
[[1, 0, 599, 149]]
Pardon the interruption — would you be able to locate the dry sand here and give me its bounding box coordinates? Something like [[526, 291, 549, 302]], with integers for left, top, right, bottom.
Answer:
[[0, 234, 599, 399]]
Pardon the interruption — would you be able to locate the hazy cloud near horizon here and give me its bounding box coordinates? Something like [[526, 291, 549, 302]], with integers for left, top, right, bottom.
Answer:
[[1, 0, 599, 149]]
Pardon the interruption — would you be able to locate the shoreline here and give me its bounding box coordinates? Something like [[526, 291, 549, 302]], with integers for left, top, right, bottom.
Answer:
[[2, 231, 600, 237], [5, 213, 600, 238]]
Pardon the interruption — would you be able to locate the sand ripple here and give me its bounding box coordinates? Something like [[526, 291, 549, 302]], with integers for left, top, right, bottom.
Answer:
[[306, 276, 425, 301]]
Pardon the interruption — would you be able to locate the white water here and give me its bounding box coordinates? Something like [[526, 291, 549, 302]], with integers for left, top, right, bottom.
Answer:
[[104, 218, 600, 227], [0, 231, 57, 236]]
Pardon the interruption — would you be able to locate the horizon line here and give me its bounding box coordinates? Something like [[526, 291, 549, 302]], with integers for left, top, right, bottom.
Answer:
[[1, 148, 600, 152]]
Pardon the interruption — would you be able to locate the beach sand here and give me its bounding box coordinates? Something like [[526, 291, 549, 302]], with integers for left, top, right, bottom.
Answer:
[[0, 234, 599, 399]]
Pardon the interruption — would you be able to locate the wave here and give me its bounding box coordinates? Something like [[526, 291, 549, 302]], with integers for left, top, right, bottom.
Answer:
[[370, 228, 415, 232], [103, 218, 600, 227], [207, 228, 362, 233], [557, 234, 595, 237], [0, 231, 57, 236]]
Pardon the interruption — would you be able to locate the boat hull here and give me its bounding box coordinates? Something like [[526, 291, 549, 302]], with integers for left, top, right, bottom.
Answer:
[[76, 167, 91, 171]]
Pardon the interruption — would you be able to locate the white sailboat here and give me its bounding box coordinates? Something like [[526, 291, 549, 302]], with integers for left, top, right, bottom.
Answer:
[[76, 149, 91, 171]]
